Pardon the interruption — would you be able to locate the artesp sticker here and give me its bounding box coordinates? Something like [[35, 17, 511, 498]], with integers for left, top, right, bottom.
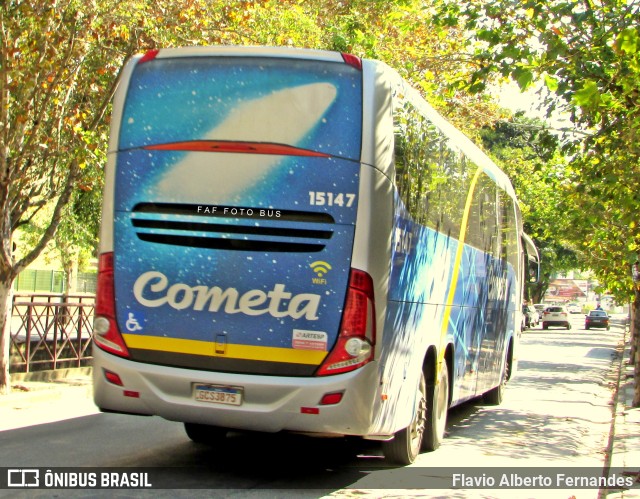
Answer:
[[292, 329, 328, 351]]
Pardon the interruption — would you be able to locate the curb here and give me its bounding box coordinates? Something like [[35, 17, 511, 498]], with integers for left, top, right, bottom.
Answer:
[[10, 366, 92, 384], [0, 367, 96, 432], [607, 328, 640, 498], [0, 367, 93, 409]]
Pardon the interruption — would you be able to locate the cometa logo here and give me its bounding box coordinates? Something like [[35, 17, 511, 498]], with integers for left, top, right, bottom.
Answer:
[[133, 271, 321, 320]]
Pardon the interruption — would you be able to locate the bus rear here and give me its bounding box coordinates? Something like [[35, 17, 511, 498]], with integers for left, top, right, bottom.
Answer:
[[92, 47, 383, 436]]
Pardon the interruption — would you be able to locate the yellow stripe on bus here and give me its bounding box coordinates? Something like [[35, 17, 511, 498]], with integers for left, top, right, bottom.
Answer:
[[122, 334, 327, 365], [438, 166, 484, 369]]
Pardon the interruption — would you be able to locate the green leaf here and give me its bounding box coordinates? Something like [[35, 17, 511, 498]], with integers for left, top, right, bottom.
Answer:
[[616, 28, 639, 55], [513, 67, 534, 90], [477, 29, 500, 44], [573, 80, 599, 107], [544, 73, 558, 92]]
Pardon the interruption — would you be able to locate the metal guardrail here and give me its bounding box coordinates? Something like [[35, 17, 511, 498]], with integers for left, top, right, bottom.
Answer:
[[10, 294, 95, 373]]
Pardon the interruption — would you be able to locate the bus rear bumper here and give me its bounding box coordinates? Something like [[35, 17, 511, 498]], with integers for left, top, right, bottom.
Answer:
[[93, 347, 382, 437]]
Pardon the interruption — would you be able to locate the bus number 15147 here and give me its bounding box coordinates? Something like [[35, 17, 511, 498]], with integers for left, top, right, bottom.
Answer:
[[309, 191, 356, 207]]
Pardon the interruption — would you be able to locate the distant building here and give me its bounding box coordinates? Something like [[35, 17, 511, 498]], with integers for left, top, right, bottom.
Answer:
[[545, 279, 587, 302]]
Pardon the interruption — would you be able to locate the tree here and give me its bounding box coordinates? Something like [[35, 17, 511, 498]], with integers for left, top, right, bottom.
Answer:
[[1, 0, 122, 393], [436, 0, 640, 403], [0, 0, 256, 394], [478, 115, 581, 302], [55, 179, 103, 294], [0, 0, 501, 394]]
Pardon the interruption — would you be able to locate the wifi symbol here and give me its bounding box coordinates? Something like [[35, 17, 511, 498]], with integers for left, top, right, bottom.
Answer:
[[310, 261, 332, 277]]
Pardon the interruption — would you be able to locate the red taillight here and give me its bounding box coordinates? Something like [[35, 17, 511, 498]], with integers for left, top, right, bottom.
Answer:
[[93, 252, 130, 358], [316, 269, 375, 376], [104, 369, 124, 386], [341, 53, 363, 71], [319, 392, 344, 405]]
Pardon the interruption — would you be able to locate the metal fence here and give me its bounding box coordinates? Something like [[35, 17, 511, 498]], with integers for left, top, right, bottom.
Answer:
[[13, 270, 97, 294], [10, 294, 95, 373]]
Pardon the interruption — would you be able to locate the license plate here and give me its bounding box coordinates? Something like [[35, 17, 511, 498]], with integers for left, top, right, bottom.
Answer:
[[193, 384, 243, 406]]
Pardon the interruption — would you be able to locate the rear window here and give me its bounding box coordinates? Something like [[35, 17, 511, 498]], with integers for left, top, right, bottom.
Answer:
[[548, 307, 564, 312], [590, 311, 607, 317], [119, 56, 363, 160]]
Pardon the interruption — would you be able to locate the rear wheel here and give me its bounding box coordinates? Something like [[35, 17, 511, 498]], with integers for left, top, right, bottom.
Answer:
[[484, 353, 510, 405], [184, 422, 227, 444], [423, 361, 449, 451], [382, 370, 427, 465]]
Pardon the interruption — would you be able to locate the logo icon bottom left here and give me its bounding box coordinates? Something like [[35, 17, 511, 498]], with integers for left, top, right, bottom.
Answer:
[[8, 469, 39, 487]]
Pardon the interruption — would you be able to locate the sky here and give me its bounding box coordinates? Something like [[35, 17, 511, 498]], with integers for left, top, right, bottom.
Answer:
[[494, 80, 572, 130]]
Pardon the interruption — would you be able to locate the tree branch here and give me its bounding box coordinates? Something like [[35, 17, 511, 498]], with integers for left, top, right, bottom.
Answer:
[[13, 159, 81, 275]]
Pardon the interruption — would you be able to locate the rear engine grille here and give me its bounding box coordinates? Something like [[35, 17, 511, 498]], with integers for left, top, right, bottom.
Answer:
[[130, 203, 335, 253]]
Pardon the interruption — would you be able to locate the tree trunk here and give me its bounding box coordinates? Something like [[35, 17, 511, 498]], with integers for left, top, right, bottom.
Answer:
[[0, 277, 14, 395], [67, 258, 78, 295], [630, 300, 636, 366], [633, 289, 640, 407]]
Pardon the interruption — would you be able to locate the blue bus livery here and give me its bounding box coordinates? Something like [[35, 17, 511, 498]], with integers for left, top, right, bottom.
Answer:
[[93, 46, 539, 464]]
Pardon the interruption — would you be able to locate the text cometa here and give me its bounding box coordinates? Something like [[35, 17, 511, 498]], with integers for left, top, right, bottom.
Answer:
[[133, 271, 321, 320]]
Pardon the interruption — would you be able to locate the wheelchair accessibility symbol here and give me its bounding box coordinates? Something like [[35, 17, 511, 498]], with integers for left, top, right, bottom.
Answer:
[[126, 313, 143, 332]]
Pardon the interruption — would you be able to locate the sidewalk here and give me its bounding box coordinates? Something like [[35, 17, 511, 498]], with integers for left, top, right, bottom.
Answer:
[[0, 367, 97, 431], [608, 334, 640, 498]]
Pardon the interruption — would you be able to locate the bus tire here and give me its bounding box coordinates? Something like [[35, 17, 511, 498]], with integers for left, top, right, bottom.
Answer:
[[184, 422, 227, 444], [484, 353, 510, 406], [382, 370, 427, 465], [423, 361, 449, 452]]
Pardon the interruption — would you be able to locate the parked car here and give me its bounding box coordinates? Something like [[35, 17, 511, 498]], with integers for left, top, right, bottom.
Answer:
[[542, 306, 571, 330], [566, 303, 582, 314], [522, 304, 539, 329], [585, 310, 610, 330]]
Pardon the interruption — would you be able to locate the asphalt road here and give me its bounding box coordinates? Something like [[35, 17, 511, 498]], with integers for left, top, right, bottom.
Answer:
[[0, 312, 627, 498]]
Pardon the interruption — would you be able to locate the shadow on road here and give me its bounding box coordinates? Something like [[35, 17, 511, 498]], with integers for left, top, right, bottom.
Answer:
[[0, 325, 626, 495]]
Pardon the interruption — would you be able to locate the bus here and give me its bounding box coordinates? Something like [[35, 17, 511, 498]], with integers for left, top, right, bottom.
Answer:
[[93, 46, 539, 464]]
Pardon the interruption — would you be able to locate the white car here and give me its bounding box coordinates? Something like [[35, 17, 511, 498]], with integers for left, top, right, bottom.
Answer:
[[541, 306, 571, 330], [566, 303, 582, 314]]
